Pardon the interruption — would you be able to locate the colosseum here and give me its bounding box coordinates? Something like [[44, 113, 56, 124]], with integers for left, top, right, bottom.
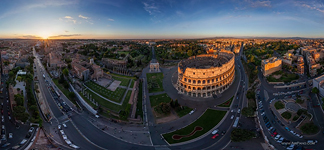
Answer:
[[176, 50, 235, 98]]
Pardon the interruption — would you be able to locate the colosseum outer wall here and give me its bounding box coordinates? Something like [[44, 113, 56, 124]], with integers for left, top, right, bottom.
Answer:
[[176, 50, 235, 98]]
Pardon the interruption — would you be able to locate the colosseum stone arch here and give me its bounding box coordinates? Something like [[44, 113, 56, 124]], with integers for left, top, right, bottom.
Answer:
[[176, 50, 235, 98]]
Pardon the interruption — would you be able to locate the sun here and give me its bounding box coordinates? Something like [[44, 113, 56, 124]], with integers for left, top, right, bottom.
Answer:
[[38, 31, 52, 39]]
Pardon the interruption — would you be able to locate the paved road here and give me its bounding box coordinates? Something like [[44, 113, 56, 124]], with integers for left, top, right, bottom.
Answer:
[[257, 66, 324, 150]]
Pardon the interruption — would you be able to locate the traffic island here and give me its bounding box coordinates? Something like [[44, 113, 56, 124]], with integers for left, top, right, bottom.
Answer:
[[162, 109, 226, 144]]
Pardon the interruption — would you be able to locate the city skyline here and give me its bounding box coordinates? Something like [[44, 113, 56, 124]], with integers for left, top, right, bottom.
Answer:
[[1, 0, 324, 39]]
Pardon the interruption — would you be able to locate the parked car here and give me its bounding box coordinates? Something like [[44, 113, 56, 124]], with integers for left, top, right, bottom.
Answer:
[[62, 123, 67, 128], [189, 108, 196, 115], [8, 133, 13, 138], [277, 137, 284, 143], [230, 115, 234, 119], [274, 134, 281, 140], [286, 144, 295, 150], [28, 127, 34, 133], [58, 125, 62, 130]]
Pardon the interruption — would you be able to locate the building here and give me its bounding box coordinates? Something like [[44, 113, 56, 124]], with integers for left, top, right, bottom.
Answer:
[[176, 50, 235, 98], [71, 62, 90, 80], [313, 75, 324, 97], [297, 56, 304, 75], [149, 59, 160, 72], [90, 64, 103, 80], [261, 57, 282, 76]]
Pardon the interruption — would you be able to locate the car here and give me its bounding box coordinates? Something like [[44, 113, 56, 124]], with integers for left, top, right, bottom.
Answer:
[[230, 115, 234, 119], [271, 132, 278, 137], [62, 135, 68, 140], [20, 139, 27, 145], [211, 134, 219, 139], [65, 139, 72, 145], [285, 127, 291, 131], [28, 127, 34, 133], [58, 125, 62, 129], [237, 109, 241, 113], [268, 127, 273, 131], [277, 137, 284, 143], [212, 129, 219, 134], [290, 130, 296, 135], [60, 130, 65, 135], [221, 130, 226, 135], [274, 134, 281, 140], [189, 108, 196, 115], [2, 118, 4, 122], [286, 144, 295, 150], [62, 123, 67, 128], [261, 112, 265, 116], [2, 143, 11, 148], [8, 133, 13, 139], [230, 109, 234, 112], [2, 125, 4, 129], [70, 144, 80, 149], [8, 116, 11, 120]]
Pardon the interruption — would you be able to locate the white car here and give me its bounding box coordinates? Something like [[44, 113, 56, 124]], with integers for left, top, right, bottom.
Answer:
[[237, 109, 241, 113], [277, 137, 284, 143], [211, 129, 219, 135], [62, 123, 67, 128], [20, 139, 27, 145], [60, 130, 65, 135], [230, 115, 234, 119], [70, 144, 80, 149], [62, 135, 68, 140], [65, 139, 72, 145], [189, 108, 196, 115], [58, 125, 62, 129], [8, 133, 13, 139], [274, 134, 281, 140], [286, 144, 295, 150]]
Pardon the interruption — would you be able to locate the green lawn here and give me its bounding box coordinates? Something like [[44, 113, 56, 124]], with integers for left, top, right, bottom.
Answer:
[[149, 93, 171, 107], [110, 73, 136, 79], [163, 109, 226, 144], [175, 106, 193, 117], [146, 72, 164, 93], [267, 71, 299, 83], [130, 79, 135, 88], [81, 89, 128, 113], [85, 81, 126, 103], [218, 96, 234, 107], [124, 90, 132, 103], [136, 82, 143, 119], [112, 76, 130, 87]]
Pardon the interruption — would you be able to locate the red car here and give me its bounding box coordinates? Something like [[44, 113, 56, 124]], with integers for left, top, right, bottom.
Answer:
[[271, 132, 278, 137], [212, 134, 219, 139]]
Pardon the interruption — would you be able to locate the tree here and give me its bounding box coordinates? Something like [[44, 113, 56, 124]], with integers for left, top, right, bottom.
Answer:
[[63, 68, 69, 76], [14, 94, 24, 106], [58, 74, 65, 84], [300, 122, 319, 134], [187, 50, 193, 57], [231, 129, 255, 142], [281, 111, 292, 119], [68, 92, 75, 99], [242, 107, 254, 117], [312, 87, 319, 94]]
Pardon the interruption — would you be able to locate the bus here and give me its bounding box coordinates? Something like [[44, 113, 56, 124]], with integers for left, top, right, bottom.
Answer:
[[55, 90, 60, 97], [233, 117, 240, 128]]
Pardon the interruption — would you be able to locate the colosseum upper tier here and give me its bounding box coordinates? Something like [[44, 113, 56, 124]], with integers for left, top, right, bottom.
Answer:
[[176, 50, 235, 98]]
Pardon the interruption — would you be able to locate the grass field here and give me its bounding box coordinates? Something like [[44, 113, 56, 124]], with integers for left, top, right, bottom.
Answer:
[[218, 96, 234, 107], [81, 89, 128, 113], [124, 90, 132, 103], [130, 79, 135, 88], [267, 71, 299, 83], [149, 93, 171, 107], [112, 76, 130, 87], [146, 72, 164, 93], [175, 106, 193, 117], [163, 109, 226, 144], [85, 81, 126, 102]]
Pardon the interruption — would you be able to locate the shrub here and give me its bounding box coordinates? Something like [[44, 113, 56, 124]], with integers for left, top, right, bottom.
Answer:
[[296, 98, 304, 104], [275, 101, 284, 110], [281, 111, 292, 119], [292, 115, 299, 121], [231, 128, 256, 142], [300, 122, 319, 134]]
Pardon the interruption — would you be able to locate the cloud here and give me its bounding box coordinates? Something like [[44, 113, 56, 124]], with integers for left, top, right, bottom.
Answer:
[[143, 2, 161, 16], [0, 0, 79, 19], [246, 0, 271, 8], [63, 16, 77, 24], [20, 35, 42, 39], [108, 18, 115, 21], [79, 15, 89, 19], [300, 3, 324, 14], [49, 34, 81, 38], [65, 30, 69, 33]]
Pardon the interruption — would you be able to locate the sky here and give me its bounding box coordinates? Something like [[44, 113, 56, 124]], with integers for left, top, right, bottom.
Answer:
[[0, 0, 324, 39]]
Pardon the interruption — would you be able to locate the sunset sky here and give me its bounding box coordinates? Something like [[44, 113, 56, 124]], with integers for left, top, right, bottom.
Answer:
[[0, 0, 324, 39]]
